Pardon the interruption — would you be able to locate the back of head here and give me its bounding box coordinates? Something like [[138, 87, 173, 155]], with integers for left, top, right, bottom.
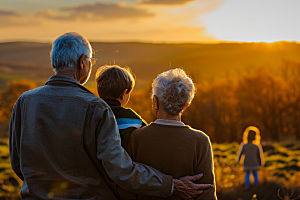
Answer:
[[51, 32, 92, 72], [95, 65, 135, 99], [248, 130, 256, 143], [152, 68, 195, 116], [242, 126, 261, 145]]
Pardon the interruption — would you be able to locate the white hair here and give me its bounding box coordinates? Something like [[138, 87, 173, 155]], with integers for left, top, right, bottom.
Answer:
[[152, 68, 195, 115], [50, 32, 92, 72]]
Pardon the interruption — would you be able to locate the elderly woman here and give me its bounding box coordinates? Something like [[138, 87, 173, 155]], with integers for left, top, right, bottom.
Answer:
[[119, 68, 217, 200]]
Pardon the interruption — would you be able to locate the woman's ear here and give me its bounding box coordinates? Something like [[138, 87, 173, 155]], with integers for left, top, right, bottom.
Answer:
[[153, 95, 159, 110], [152, 95, 159, 118]]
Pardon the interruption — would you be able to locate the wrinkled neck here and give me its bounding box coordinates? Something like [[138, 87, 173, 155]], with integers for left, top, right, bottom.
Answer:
[[55, 70, 76, 80], [156, 109, 181, 121]]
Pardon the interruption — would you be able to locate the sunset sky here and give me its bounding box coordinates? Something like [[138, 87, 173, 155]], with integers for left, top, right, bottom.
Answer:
[[0, 0, 299, 43]]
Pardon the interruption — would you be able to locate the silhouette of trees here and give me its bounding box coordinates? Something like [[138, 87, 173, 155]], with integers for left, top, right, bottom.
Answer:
[[235, 69, 289, 142], [1, 63, 300, 142], [0, 80, 37, 138], [0, 80, 37, 122], [184, 79, 240, 143], [279, 62, 300, 141], [183, 65, 300, 142], [126, 86, 155, 123], [125, 65, 300, 143]]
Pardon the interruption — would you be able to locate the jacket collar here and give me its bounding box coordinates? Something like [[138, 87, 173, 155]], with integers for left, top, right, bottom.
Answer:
[[45, 75, 94, 95], [153, 119, 185, 126]]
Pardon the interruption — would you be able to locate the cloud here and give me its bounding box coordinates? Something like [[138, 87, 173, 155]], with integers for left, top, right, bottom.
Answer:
[[35, 9, 66, 20], [35, 2, 155, 21], [0, 9, 34, 27], [0, 0, 224, 42], [140, 0, 196, 6], [0, 9, 20, 18]]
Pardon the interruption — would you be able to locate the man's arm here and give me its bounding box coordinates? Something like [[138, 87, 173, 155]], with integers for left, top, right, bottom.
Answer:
[[95, 106, 210, 199], [9, 100, 24, 181], [96, 107, 172, 198]]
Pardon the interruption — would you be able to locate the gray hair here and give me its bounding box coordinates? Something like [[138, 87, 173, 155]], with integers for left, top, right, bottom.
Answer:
[[50, 32, 92, 72], [152, 68, 195, 115]]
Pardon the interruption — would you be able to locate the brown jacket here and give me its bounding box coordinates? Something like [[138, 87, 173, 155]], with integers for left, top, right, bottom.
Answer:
[[118, 122, 217, 200]]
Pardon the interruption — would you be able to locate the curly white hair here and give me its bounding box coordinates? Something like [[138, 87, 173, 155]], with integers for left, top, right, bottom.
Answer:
[[152, 68, 195, 115]]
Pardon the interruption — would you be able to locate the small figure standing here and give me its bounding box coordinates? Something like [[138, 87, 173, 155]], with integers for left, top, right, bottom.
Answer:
[[236, 126, 264, 189]]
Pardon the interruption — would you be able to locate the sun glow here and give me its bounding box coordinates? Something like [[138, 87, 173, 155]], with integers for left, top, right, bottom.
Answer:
[[1, 0, 300, 43], [203, 0, 300, 43]]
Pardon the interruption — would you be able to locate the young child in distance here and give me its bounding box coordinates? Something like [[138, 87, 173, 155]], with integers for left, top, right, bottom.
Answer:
[[95, 65, 147, 149], [236, 127, 264, 189]]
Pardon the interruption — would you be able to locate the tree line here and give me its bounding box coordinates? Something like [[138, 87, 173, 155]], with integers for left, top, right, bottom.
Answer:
[[128, 62, 300, 143], [1, 62, 300, 142]]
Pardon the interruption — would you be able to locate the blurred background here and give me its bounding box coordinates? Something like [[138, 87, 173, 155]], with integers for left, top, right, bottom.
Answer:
[[0, 0, 300, 199]]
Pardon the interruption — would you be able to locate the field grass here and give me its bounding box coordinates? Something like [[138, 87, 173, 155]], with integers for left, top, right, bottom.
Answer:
[[1, 139, 299, 199], [0, 140, 22, 199]]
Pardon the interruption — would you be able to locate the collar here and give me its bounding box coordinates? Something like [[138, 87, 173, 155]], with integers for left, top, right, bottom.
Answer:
[[45, 75, 93, 95], [103, 99, 121, 107], [153, 119, 185, 126]]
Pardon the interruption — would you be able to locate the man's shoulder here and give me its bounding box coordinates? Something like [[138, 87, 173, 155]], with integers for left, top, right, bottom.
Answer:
[[17, 86, 45, 101], [112, 106, 147, 129], [19, 84, 107, 107], [21, 86, 44, 95]]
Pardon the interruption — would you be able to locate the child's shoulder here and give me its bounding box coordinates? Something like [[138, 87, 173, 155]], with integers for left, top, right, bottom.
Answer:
[[111, 106, 140, 118], [111, 106, 148, 126]]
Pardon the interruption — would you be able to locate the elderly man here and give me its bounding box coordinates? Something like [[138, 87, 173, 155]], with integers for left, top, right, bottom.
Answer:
[[9, 32, 211, 200]]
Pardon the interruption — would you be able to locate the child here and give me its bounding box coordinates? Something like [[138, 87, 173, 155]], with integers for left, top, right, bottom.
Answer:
[[95, 65, 147, 149], [236, 127, 264, 189]]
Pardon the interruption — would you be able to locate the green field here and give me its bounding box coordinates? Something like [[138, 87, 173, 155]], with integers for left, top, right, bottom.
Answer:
[[1, 139, 300, 199]]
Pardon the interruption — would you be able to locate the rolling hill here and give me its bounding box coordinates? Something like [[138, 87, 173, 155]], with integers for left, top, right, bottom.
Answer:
[[1, 41, 300, 89]]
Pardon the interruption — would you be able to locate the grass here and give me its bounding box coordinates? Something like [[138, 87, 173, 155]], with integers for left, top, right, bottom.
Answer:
[[213, 141, 300, 199], [217, 180, 300, 200], [0, 139, 21, 199], [0, 139, 299, 199]]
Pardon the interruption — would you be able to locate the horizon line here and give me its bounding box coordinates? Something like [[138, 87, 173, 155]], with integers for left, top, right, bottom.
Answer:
[[0, 39, 299, 45]]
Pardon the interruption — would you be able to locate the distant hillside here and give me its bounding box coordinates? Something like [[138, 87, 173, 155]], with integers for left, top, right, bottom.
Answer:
[[1, 41, 300, 89]]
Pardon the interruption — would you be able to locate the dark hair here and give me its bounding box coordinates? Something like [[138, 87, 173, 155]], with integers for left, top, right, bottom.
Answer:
[[95, 65, 135, 99], [248, 130, 256, 142]]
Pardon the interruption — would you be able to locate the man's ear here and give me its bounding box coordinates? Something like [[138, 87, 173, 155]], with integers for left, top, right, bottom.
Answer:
[[121, 89, 128, 100], [79, 54, 87, 70]]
